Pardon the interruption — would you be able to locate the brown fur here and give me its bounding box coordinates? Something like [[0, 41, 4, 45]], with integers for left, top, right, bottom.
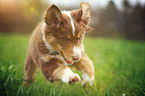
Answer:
[[73, 52, 94, 78], [40, 58, 62, 82], [24, 2, 94, 85]]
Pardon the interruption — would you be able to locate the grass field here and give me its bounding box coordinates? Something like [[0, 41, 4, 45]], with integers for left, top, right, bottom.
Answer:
[[0, 34, 145, 96]]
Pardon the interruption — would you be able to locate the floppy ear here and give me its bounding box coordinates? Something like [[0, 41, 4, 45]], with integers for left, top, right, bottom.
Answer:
[[81, 2, 91, 22], [72, 2, 91, 25], [86, 26, 94, 33], [44, 4, 62, 26]]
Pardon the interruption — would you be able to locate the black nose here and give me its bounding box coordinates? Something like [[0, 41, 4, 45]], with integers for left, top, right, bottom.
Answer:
[[72, 56, 80, 61]]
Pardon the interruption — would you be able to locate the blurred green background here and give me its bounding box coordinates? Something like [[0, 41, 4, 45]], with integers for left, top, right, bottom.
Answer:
[[0, 0, 145, 96], [0, 0, 145, 41]]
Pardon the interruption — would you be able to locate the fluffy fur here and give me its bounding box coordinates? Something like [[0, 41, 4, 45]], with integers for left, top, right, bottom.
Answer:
[[24, 2, 94, 86]]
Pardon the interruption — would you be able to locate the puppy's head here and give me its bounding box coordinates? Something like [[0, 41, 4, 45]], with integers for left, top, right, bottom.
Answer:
[[43, 2, 93, 64]]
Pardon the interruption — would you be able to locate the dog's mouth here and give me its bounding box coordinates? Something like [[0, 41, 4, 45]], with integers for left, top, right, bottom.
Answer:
[[60, 51, 74, 65]]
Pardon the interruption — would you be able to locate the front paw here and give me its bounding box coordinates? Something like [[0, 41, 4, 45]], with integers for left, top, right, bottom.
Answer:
[[81, 73, 94, 86], [62, 68, 81, 84], [68, 73, 81, 84]]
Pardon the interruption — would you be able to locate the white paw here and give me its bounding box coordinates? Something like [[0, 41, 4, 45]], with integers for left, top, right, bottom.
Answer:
[[62, 68, 81, 83], [81, 73, 94, 86]]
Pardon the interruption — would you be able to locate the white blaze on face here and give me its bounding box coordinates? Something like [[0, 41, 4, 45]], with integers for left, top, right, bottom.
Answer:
[[72, 46, 81, 60], [61, 10, 75, 36]]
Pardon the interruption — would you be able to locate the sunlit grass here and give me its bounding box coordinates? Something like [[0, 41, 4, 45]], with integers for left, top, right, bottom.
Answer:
[[0, 34, 145, 96]]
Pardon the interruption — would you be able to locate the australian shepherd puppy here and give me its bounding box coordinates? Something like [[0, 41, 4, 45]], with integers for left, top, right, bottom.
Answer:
[[24, 2, 94, 86]]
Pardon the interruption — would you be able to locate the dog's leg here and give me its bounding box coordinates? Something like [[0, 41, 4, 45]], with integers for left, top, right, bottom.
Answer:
[[40, 58, 81, 83], [24, 54, 37, 85], [73, 52, 94, 86]]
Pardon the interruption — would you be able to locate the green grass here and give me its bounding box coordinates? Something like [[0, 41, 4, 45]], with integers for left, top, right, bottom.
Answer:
[[0, 34, 145, 96]]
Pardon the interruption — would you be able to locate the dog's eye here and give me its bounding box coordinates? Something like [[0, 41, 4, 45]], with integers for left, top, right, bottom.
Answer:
[[60, 37, 67, 41], [63, 38, 67, 41], [78, 37, 81, 40], [77, 35, 82, 40]]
